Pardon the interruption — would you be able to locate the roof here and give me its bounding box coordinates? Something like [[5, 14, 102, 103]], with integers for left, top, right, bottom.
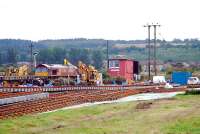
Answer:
[[36, 64, 77, 69], [108, 54, 138, 61], [108, 55, 135, 61]]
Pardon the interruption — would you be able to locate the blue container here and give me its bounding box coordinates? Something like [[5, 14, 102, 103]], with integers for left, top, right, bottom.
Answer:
[[172, 72, 192, 85]]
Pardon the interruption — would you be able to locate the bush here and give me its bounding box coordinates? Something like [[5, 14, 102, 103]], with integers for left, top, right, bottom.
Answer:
[[185, 89, 200, 95], [102, 70, 111, 80], [115, 76, 126, 85]]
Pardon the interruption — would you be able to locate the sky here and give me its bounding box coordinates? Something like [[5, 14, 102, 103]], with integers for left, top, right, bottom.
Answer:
[[0, 0, 200, 41]]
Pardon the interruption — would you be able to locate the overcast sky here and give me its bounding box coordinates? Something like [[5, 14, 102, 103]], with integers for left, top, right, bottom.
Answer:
[[0, 0, 199, 41]]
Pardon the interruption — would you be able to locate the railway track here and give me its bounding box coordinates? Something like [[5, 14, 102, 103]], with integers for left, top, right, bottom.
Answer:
[[0, 86, 186, 119], [0, 85, 163, 92], [0, 92, 42, 99], [187, 84, 200, 88]]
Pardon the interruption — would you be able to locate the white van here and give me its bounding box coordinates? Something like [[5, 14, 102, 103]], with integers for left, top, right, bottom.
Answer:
[[153, 76, 166, 84], [187, 77, 200, 85]]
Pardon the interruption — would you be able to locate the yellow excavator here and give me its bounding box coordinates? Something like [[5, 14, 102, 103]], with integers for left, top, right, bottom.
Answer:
[[64, 59, 69, 65], [5, 65, 30, 76], [78, 61, 101, 85], [2, 65, 30, 87]]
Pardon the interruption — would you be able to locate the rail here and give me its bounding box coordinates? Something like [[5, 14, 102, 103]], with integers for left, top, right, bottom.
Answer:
[[0, 85, 164, 92], [0, 87, 186, 119]]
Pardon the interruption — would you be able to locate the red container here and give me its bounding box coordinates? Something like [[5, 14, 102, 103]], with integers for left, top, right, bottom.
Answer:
[[108, 58, 138, 81]]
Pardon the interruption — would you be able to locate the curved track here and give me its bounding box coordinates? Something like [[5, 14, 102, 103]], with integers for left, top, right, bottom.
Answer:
[[0, 85, 163, 92], [0, 86, 186, 119]]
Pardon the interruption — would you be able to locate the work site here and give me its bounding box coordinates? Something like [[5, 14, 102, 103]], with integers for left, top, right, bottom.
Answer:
[[1, 0, 200, 134]]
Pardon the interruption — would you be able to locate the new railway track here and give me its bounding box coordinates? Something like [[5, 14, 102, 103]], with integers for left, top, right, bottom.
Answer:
[[0, 86, 186, 119], [0, 85, 164, 92]]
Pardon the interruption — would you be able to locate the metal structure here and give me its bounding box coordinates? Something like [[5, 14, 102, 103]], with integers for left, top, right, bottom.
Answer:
[[144, 23, 160, 78], [106, 40, 109, 70], [78, 61, 101, 85], [0, 85, 164, 92], [0, 86, 185, 119], [29, 43, 34, 72], [152, 23, 161, 76], [144, 24, 151, 80], [33, 52, 39, 68]]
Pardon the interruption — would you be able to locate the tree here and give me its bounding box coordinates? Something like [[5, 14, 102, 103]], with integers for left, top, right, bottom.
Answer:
[[92, 50, 104, 69], [7, 48, 17, 64], [68, 48, 91, 65], [38, 49, 50, 64], [79, 49, 91, 65], [0, 53, 2, 65], [68, 48, 81, 65], [51, 47, 66, 64]]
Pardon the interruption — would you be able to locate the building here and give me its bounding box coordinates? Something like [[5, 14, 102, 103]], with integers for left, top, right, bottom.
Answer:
[[140, 60, 165, 75], [107, 58, 139, 81], [35, 64, 78, 77]]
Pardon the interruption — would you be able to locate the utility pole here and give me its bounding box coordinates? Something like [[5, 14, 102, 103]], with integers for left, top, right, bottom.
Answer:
[[152, 23, 160, 76], [106, 40, 109, 70], [144, 24, 151, 80], [29, 42, 34, 73]]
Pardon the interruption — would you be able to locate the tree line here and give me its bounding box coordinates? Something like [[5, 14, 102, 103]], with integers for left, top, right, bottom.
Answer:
[[37, 48, 105, 69], [0, 38, 200, 68]]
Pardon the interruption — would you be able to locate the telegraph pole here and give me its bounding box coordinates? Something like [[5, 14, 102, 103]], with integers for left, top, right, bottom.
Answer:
[[106, 40, 109, 70], [144, 24, 151, 80], [152, 23, 160, 76], [29, 42, 34, 73]]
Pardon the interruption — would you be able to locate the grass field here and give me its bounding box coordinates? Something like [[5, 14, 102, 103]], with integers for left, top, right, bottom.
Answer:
[[1, 94, 200, 134]]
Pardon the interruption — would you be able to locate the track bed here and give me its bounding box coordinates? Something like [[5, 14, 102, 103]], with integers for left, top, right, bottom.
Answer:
[[0, 86, 186, 119]]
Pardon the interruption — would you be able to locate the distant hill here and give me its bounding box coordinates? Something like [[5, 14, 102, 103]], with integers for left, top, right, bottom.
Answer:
[[38, 38, 146, 49], [0, 38, 199, 66]]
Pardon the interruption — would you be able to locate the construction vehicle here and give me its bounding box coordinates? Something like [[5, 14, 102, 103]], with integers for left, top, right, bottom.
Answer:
[[1, 65, 31, 87], [0, 59, 102, 87], [64, 58, 69, 65], [5, 65, 30, 76], [78, 61, 102, 85]]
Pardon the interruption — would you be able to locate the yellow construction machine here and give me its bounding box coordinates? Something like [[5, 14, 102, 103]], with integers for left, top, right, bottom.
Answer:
[[64, 58, 69, 65], [5, 65, 30, 76], [1, 65, 30, 87], [78, 61, 101, 85]]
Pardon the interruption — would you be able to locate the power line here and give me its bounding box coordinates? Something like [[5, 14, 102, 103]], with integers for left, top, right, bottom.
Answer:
[[106, 40, 109, 70], [144, 24, 151, 80], [144, 23, 161, 79], [29, 42, 34, 73], [152, 23, 161, 76]]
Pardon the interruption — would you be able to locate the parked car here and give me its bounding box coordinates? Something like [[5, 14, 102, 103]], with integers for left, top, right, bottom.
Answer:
[[187, 77, 200, 85], [153, 76, 166, 84]]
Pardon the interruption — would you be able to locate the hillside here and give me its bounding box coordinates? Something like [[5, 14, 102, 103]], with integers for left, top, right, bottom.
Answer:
[[0, 38, 199, 68]]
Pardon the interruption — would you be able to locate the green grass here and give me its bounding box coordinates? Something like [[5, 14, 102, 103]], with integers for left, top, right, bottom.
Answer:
[[165, 117, 200, 134], [125, 47, 200, 61], [1, 95, 200, 134]]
